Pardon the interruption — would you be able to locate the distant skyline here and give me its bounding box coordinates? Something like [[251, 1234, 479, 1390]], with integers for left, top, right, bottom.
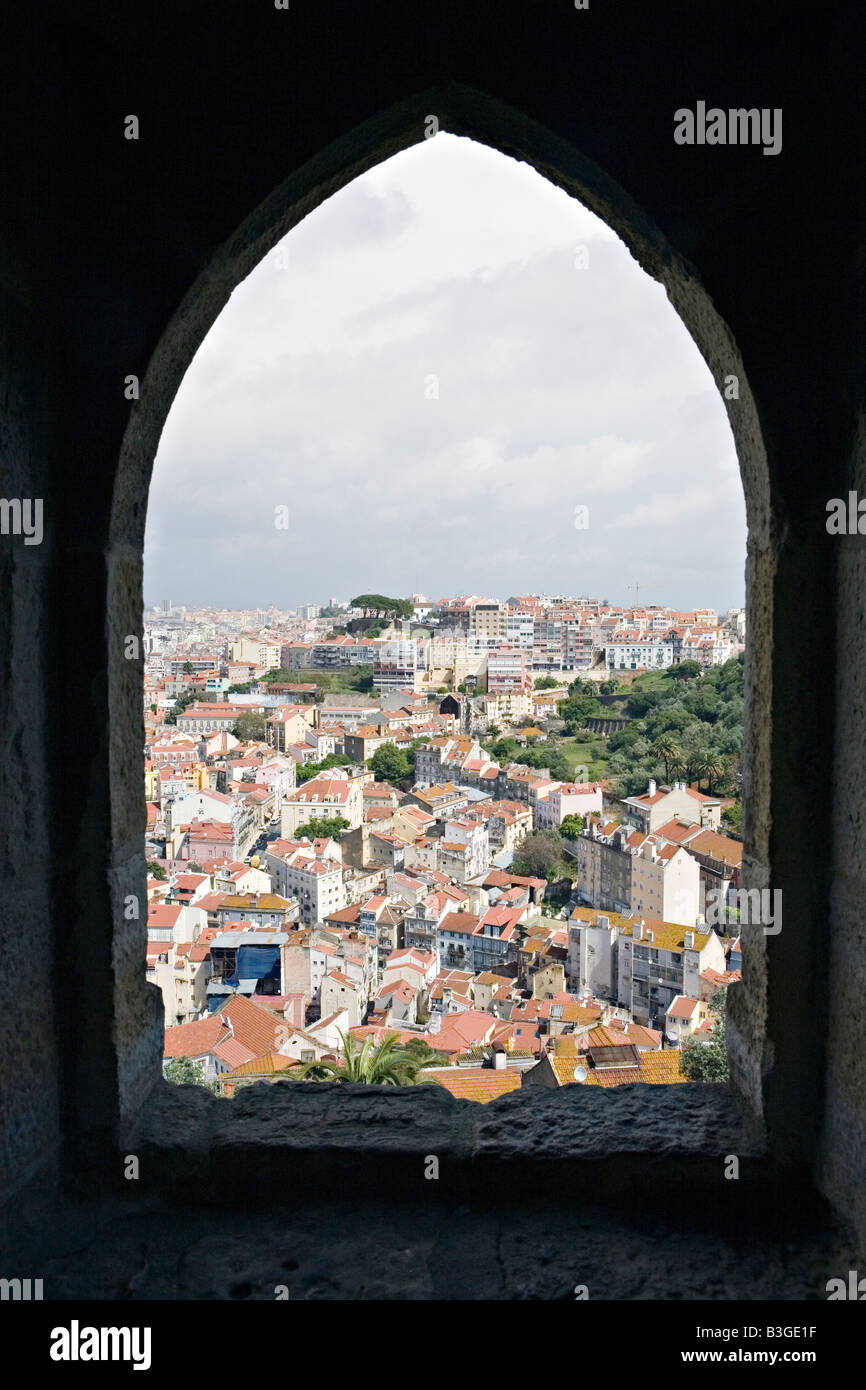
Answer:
[[147, 589, 739, 616], [145, 135, 746, 612]]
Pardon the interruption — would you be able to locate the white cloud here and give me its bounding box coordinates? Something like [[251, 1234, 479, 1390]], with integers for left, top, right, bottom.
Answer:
[[145, 134, 745, 610]]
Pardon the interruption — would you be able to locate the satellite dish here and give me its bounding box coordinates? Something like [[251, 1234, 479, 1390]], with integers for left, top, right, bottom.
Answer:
[[572, 1065, 588, 1083]]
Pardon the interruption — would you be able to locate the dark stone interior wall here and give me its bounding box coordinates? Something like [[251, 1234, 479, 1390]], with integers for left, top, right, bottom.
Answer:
[[0, 0, 864, 1289]]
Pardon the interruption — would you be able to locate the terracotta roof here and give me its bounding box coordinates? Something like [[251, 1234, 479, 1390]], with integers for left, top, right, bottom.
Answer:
[[429, 1069, 522, 1103]]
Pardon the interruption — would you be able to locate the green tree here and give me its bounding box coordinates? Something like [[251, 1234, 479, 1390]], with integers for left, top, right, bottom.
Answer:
[[165, 1055, 211, 1087], [369, 743, 411, 784], [680, 1020, 728, 1082], [298, 1031, 442, 1085], [182, 660, 194, 675], [557, 694, 601, 732], [671, 659, 702, 681], [299, 815, 350, 840], [350, 593, 413, 620], [559, 813, 585, 840], [723, 801, 743, 834], [651, 734, 681, 782], [296, 752, 353, 783], [147, 860, 167, 880], [163, 689, 196, 726], [511, 829, 567, 880], [696, 752, 726, 793], [534, 675, 558, 689], [232, 711, 269, 742]]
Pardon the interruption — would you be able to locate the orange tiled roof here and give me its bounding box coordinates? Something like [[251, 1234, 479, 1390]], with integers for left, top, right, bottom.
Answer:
[[430, 1069, 522, 1102]]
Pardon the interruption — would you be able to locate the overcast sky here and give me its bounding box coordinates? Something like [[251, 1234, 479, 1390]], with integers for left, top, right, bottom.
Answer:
[[144, 134, 746, 614]]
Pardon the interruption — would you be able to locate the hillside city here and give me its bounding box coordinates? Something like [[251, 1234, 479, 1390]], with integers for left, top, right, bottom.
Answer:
[[143, 592, 746, 1101]]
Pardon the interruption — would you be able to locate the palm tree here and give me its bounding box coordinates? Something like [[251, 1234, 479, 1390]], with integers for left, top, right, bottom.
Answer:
[[698, 753, 726, 793], [297, 1030, 442, 1086], [651, 735, 681, 782]]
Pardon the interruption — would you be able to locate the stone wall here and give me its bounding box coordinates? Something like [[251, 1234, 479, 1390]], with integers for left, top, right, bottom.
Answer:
[[0, 0, 863, 1287]]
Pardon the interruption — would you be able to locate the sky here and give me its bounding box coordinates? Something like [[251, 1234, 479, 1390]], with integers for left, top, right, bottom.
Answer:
[[144, 134, 746, 613]]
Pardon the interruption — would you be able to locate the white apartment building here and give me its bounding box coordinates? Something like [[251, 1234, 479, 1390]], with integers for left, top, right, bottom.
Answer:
[[629, 839, 702, 925], [229, 637, 281, 670], [536, 780, 604, 830], [442, 816, 491, 881], [605, 634, 675, 670], [266, 838, 346, 926], [373, 639, 423, 694], [505, 611, 535, 648]]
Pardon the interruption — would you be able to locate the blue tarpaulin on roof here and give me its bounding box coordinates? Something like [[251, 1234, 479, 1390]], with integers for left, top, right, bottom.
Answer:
[[226, 944, 280, 987]]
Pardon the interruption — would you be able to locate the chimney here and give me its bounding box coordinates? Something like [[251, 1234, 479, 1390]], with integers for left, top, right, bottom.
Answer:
[[648, 779, 656, 797], [645, 928, 654, 943], [684, 930, 695, 949], [633, 921, 643, 942], [492, 1050, 506, 1070]]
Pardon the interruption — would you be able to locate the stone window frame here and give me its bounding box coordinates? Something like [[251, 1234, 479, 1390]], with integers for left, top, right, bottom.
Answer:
[[108, 83, 777, 1172]]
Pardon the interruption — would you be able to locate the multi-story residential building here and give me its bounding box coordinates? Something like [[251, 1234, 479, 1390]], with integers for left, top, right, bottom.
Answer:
[[664, 995, 709, 1044], [216, 892, 298, 931], [343, 724, 412, 763], [282, 925, 377, 1016], [176, 702, 248, 734], [567, 907, 633, 999], [434, 904, 523, 974], [320, 970, 364, 1028], [560, 622, 594, 669], [361, 897, 409, 975], [265, 836, 345, 926], [629, 838, 702, 926], [470, 905, 524, 973], [487, 645, 529, 694], [618, 917, 726, 1027], [575, 821, 635, 913], [441, 815, 490, 881], [469, 601, 508, 642], [183, 818, 235, 864], [373, 640, 422, 694], [267, 706, 314, 752], [652, 818, 743, 909], [229, 637, 281, 670], [405, 782, 469, 817], [165, 654, 221, 677], [281, 773, 365, 835], [315, 700, 383, 730], [404, 888, 466, 955], [536, 780, 604, 831], [605, 633, 675, 671], [150, 736, 200, 766], [413, 735, 481, 787], [621, 780, 721, 834]]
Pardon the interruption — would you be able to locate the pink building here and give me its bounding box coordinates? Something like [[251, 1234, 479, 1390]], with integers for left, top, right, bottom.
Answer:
[[487, 646, 529, 693]]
